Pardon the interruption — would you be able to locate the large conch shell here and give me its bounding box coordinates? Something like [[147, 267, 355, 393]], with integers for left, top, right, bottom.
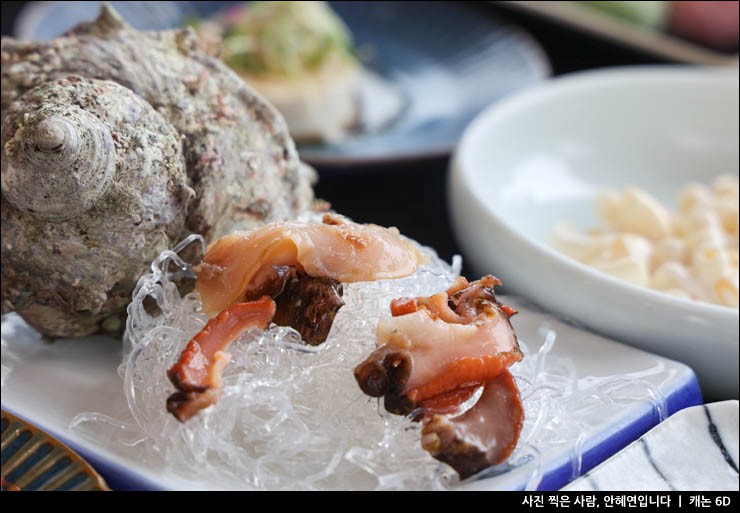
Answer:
[[1, 6, 315, 337]]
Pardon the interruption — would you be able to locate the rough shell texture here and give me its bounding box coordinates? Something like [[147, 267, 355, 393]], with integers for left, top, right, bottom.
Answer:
[[0, 6, 316, 337], [1, 76, 191, 337], [2, 103, 116, 221], [1, 5, 315, 238]]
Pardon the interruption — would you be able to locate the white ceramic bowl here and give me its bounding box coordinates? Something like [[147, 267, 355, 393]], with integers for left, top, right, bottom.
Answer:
[[449, 66, 739, 400]]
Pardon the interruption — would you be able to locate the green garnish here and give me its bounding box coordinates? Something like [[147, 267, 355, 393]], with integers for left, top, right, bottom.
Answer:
[[214, 1, 356, 76]]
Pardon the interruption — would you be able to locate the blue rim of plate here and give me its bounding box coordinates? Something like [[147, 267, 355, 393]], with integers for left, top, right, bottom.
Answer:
[[1, 410, 109, 491], [15, 1, 551, 167]]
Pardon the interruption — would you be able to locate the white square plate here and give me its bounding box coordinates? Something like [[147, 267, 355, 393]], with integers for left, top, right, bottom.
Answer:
[[1, 298, 702, 490]]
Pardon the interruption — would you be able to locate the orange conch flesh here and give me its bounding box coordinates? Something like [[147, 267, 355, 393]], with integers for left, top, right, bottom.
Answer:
[[376, 304, 521, 400], [166, 298, 276, 422], [417, 385, 482, 417], [406, 352, 522, 404], [421, 369, 524, 479], [354, 275, 524, 478], [195, 214, 425, 317], [167, 297, 276, 392]]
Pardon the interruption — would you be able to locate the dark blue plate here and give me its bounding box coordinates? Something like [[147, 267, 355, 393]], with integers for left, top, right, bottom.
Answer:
[[15, 1, 549, 166]]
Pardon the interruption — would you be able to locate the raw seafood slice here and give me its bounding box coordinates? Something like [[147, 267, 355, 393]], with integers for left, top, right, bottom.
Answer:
[[168, 215, 423, 421], [354, 275, 524, 478], [167, 297, 275, 421], [196, 213, 424, 316], [421, 370, 524, 479], [354, 276, 521, 414]]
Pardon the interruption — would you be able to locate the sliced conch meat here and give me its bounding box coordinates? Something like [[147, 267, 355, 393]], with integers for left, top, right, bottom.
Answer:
[[421, 370, 524, 479], [167, 297, 276, 422], [195, 213, 424, 316], [354, 276, 521, 414], [354, 275, 525, 478], [167, 215, 423, 421]]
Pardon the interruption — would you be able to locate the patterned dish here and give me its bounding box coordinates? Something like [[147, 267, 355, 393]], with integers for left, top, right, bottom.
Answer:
[[1, 410, 109, 491], [564, 400, 739, 491]]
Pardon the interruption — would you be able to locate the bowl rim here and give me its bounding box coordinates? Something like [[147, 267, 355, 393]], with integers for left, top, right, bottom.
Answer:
[[453, 64, 739, 321]]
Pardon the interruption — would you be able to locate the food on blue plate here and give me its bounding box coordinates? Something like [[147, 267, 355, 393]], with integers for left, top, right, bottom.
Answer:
[[0, 5, 315, 338], [195, 1, 361, 143], [552, 175, 739, 307], [354, 275, 524, 478], [167, 214, 424, 420]]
